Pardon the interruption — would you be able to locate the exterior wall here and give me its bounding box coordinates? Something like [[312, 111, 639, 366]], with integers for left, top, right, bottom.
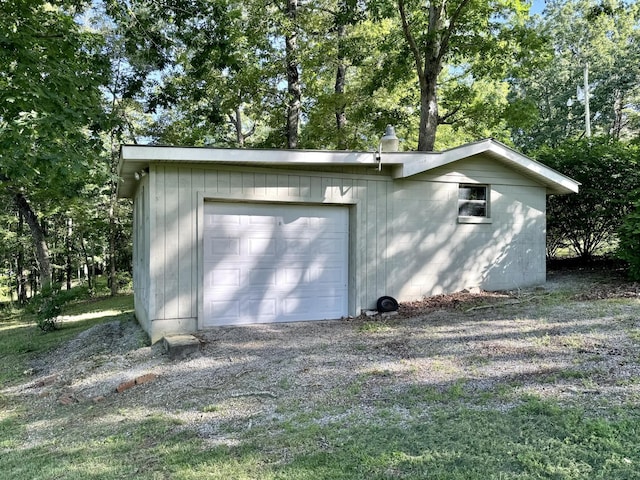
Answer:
[[132, 177, 151, 334], [387, 156, 546, 300], [140, 154, 546, 341]]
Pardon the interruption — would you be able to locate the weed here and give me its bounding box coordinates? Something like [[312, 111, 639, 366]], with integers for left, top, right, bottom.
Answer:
[[358, 321, 392, 333]]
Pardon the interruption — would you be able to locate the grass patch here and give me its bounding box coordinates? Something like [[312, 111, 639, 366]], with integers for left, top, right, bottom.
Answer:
[[3, 274, 640, 479], [3, 393, 639, 479], [0, 292, 133, 386], [358, 321, 393, 333], [164, 397, 640, 480]]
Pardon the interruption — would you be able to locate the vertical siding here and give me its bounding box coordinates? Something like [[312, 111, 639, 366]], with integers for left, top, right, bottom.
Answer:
[[177, 167, 194, 318], [132, 179, 151, 333], [162, 166, 180, 319], [148, 156, 548, 326], [150, 165, 165, 320], [192, 168, 205, 318]]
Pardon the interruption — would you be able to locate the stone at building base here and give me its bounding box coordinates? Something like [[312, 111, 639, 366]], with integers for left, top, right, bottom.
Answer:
[[163, 334, 201, 360]]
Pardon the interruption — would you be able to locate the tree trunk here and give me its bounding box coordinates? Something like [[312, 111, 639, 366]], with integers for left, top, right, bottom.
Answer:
[[335, 64, 347, 131], [109, 200, 118, 296], [233, 106, 244, 147], [418, 71, 439, 152], [611, 89, 624, 139], [228, 106, 255, 147], [398, 0, 444, 152], [80, 235, 93, 291], [13, 193, 51, 288], [16, 211, 27, 304], [285, 0, 300, 149], [334, 22, 347, 144], [66, 217, 73, 290]]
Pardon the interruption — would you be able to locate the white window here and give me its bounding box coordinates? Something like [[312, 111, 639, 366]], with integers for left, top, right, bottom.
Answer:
[[458, 184, 489, 218]]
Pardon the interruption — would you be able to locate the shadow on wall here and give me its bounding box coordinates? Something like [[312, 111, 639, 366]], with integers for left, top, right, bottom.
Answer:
[[382, 182, 545, 301], [148, 169, 546, 330]]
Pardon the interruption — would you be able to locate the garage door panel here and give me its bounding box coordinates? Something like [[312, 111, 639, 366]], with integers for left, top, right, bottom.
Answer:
[[280, 238, 311, 255], [203, 202, 348, 327], [281, 294, 347, 318], [313, 266, 344, 283], [208, 268, 241, 287], [281, 296, 313, 316], [206, 213, 242, 227], [248, 214, 278, 226], [283, 267, 309, 285], [248, 237, 276, 256], [206, 299, 240, 323], [247, 298, 277, 320], [249, 268, 277, 286], [208, 238, 240, 256]]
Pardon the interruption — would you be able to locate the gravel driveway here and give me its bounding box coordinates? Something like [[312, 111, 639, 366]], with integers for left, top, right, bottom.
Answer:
[[11, 270, 640, 446]]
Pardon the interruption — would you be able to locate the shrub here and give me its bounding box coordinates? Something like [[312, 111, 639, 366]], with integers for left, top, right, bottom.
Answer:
[[31, 284, 91, 332], [618, 201, 640, 281], [33, 285, 64, 332], [534, 138, 640, 259]]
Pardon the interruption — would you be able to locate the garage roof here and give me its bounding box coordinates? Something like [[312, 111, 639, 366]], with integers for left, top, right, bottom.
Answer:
[[117, 139, 579, 198]]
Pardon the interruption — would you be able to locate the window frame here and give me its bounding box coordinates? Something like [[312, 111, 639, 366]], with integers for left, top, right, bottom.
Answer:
[[457, 184, 492, 224]]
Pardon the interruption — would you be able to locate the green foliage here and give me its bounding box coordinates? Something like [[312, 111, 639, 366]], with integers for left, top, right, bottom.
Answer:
[[618, 201, 640, 280], [510, 0, 640, 151], [31, 284, 84, 332], [0, 0, 112, 289], [33, 285, 63, 332], [0, 0, 109, 197], [534, 137, 640, 259]]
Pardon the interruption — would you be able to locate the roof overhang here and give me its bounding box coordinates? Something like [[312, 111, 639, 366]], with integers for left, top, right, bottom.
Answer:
[[117, 145, 381, 198], [389, 139, 580, 195], [117, 140, 580, 198]]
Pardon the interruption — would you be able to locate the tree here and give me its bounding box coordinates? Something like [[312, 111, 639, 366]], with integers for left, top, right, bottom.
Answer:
[[534, 138, 640, 259], [393, 0, 532, 151], [106, 0, 306, 149], [509, 0, 640, 151], [618, 200, 640, 280], [0, 0, 109, 288]]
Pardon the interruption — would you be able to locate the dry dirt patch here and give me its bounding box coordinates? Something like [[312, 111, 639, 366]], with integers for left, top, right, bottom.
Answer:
[[8, 271, 640, 446]]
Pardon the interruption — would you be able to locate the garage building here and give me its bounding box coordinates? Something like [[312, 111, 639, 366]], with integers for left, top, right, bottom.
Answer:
[[117, 140, 579, 342]]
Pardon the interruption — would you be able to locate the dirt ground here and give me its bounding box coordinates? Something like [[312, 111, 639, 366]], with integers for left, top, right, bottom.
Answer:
[[8, 269, 640, 446]]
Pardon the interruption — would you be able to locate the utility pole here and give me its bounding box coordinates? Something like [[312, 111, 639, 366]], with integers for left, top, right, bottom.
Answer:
[[584, 61, 591, 137]]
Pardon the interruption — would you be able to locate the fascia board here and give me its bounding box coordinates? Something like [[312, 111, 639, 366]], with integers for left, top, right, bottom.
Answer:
[[117, 145, 381, 198], [120, 145, 376, 165], [486, 141, 580, 194], [393, 139, 580, 195]]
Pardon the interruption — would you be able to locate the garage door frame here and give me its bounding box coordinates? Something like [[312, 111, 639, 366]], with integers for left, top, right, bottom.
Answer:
[[197, 195, 359, 330]]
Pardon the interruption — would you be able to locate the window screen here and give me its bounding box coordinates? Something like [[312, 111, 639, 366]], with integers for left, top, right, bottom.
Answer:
[[458, 185, 488, 217]]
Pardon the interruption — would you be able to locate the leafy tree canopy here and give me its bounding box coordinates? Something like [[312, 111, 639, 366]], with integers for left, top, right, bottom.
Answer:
[[534, 137, 640, 259]]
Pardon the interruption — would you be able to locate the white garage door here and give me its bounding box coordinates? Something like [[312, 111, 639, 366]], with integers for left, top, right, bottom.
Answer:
[[203, 202, 349, 327]]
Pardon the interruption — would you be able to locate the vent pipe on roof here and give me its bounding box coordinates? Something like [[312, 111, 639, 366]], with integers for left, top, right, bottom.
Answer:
[[377, 125, 399, 171], [380, 125, 399, 152]]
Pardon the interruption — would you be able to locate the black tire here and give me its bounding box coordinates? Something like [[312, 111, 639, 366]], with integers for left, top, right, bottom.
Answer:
[[377, 296, 398, 312]]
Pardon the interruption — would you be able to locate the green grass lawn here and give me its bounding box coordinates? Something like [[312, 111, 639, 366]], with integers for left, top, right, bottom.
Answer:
[[2, 283, 640, 479], [0, 293, 134, 386]]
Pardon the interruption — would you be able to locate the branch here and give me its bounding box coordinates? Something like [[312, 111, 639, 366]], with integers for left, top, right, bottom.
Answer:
[[398, 0, 424, 77], [439, 0, 473, 63], [464, 295, 547, 312], [437, 104, 462, 124], [229, 391, 278, 399], [243, 122, 257, 140]]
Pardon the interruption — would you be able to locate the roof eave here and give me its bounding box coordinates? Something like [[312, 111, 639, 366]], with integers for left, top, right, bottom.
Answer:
[[392, 139, 580, 195]]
